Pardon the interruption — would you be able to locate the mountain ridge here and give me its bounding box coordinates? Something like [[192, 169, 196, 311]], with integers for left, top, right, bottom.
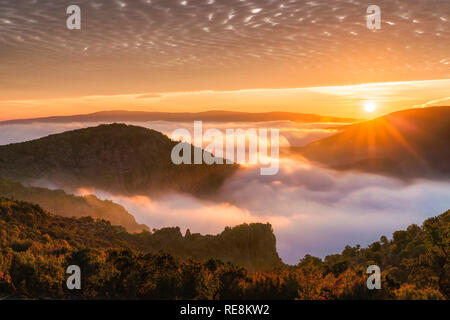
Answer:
[[0, 197, 282, 271], [0, 123, 238, 197], [0, 178, 148, 233], [0, 110, 361, 125], [297, 106, 450, 179]]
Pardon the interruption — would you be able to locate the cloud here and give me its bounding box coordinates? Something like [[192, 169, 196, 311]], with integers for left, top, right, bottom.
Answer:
[[412, 96, 450, 108], [1, 0, 449, 99], [136, 93, 161, 99], [2, 121, 449, 265], [76, 160, 450, 264], [216, 159, 450, 262], [79, 190, 288, 236], [0, 120, 338, 147], [0, 122, 92, 145]]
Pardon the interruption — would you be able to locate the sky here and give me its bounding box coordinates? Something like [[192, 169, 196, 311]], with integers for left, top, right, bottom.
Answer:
[[1, 120, 449, 264], [0, 0, 449, 120]]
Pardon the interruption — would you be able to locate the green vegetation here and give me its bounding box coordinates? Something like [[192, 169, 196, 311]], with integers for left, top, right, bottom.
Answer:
[[0, 197, 281, 271], [0, 178, 148, 233], [0, 123, 238, 197], [0, 197, 447, 299]]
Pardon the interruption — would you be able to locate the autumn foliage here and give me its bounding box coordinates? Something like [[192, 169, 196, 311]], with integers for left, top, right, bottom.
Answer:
[[0, 198, 448, 300]]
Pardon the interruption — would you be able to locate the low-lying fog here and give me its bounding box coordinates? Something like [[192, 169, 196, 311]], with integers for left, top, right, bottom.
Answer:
[[1, 121, 449, 264]]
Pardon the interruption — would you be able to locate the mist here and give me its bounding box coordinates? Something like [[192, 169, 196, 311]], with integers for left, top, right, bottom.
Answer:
[[0, 120, 338, 147], [2, 121, 449, 264], [75, 161, 450, 264]]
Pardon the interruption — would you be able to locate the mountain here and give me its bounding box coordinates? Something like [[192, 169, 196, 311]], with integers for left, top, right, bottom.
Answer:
[[0, 178, 148, 233], [0, 197, 447, 299], [297, 106, 450, 179], [0, 197, 282, 271], [0, 110, 360, 125], [0, 123, 237, 196]]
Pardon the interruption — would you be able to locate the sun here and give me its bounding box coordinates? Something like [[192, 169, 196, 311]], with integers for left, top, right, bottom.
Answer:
[[364, 101, 376, 113]]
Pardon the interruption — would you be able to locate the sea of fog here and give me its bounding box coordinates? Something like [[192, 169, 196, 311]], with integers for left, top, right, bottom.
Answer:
[[1, 121, 449, 264]]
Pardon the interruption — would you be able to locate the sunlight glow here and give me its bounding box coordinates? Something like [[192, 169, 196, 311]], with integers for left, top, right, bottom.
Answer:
[[364, 101, 376, 113]]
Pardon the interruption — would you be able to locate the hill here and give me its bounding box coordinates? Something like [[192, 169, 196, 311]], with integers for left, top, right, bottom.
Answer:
[[0, 197, 447, 299], [0, 178, 148, 233], [0, 198, 282, 271], [0, 110, 360, 125], [0, 123, 237, 197], [297, 106, 450, 179]]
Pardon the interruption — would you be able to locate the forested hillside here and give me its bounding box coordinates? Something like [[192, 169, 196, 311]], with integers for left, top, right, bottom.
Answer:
[[0, 198, 447, 299], [0, 178, 148, 233], [299, 106, 450, 179], [0, 124, 238, 197], [0, 197, 281, 271]]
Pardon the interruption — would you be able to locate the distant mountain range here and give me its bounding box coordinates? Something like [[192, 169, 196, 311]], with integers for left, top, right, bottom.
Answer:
[[0, 123, 237, 197], [297, 106, 450, 179], [0, 110, 360, 125]]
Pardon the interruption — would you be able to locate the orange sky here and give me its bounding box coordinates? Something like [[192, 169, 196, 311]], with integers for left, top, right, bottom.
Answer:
[[0, 1, 448, 120], [1, 79, 449, 121]]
